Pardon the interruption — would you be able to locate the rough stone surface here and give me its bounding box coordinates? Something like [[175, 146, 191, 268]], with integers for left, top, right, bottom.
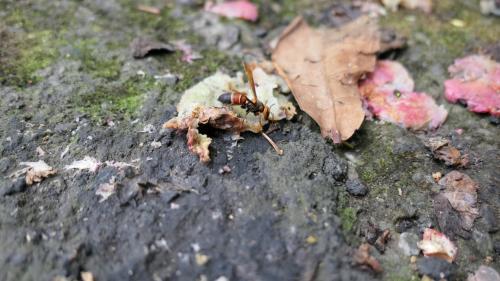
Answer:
[[0, 0, 499, 281], [398, 232, 420, 256]]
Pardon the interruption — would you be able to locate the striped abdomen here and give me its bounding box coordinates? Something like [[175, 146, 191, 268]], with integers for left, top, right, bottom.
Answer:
[[218, 92, 247, 105]]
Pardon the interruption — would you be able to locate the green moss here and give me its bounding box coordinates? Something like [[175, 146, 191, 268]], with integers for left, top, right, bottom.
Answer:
[[339, 207, 357, 233], [381, 1, 500, 67], [0, 29, 63, 86], [360, 168, 376, 183], [75, 76, 157, 122], [124, 4, 189, 41], [72, 39, 122, 80]]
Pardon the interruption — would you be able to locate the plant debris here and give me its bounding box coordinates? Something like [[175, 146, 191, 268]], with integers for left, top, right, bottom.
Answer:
[[195, 253, 210, 266], [374, 229, 391, 253], [18, 160, 57, 185], [438, 171, 479, 230], [96, 176, 117, 203], [424, 137, 469, 167], [468, 265, 500, 281], [434, 194, 471, 239], [353, 243, 383, 273], [173, 40, 203, 63], [359, 60, 447, 130], [136, 4, 161, 15], [417, 228, 458, 263], [80, 271, 94, 281], [164, 66, 295, 162], [204, 0, 258, 22], [131, 37, 175, 58], [381, 0, 432, 13], [272, 16, 380, 143], [444, 55, 500, 117], [64, 156, 102, 172]]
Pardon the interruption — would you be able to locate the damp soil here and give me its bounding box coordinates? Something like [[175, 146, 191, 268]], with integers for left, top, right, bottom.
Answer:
[[0, 0, 499, 281]]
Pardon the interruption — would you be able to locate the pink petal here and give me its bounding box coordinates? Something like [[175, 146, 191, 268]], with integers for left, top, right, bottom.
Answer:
[[359, 60, 447, 130], [205, 0, 258, 22], [444, 55, 500, 117]]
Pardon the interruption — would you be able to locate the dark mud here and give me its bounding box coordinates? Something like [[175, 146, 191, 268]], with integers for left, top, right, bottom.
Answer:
[[0, 0, 499, 281]]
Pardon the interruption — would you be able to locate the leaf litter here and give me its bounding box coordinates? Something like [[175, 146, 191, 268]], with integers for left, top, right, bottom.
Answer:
[[424, 137, 469, 167], [359, 60, 448, 130], [438, 171, 480, 231], [272, 16, 381, 143], [164, 64, 296, 162], [16, 160, 57, 185], [352, 243, 383, 273], [64, 156, 102, 172]]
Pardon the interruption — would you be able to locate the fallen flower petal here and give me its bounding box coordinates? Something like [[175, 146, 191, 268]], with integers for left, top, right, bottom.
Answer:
[[444, 55, 500, 117], [439, 171, 479, 230], [65, 156, 102, 172], [173, 40, 202, 64], [272, 16, 381, 143], [205, 0, 258, 22], [417, 228, 458, 262], [359, 60, 447, 130], [20, 160, 57, 185]]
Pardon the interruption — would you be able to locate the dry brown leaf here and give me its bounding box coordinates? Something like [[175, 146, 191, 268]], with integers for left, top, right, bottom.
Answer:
[[353, 243, 383, 273], [272, 16, 380, 143], [164, 106, 261, 162], [20, 160, 57, 185], [425, 137, 469, 167], [439, 171, 479, 230]]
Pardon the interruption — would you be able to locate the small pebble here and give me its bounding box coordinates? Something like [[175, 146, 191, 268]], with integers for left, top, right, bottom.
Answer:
[[345, 179, 368, 196], [417, 257, 456, 280], [398, 232, 420, 256]]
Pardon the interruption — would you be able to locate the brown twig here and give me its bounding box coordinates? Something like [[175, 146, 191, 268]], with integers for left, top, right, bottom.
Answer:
[[136, 4, 161, 15], [261, 132, 283, 155]]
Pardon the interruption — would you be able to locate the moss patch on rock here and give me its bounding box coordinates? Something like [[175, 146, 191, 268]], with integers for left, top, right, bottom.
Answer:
[[74, 76, 158, 122]]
